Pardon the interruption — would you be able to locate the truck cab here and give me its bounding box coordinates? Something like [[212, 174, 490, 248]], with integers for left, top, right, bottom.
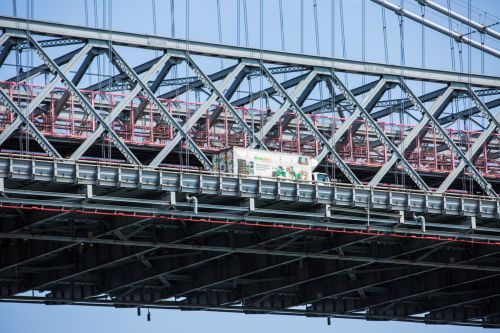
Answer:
[[312, 172, 330, 183]]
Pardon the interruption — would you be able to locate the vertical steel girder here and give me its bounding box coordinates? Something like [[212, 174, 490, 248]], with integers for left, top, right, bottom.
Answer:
[[396, 78, 497, 197], [438, 109, 500, 193], [368, 86, 456, 188], [70, 53, 172, 160], [183, 53, 267, 150], [24, 33, 142, 165], [107, 45, 212, 169], [149, 62, 248, 167], [329, 73, 430, 191], [314, 79, 390, 166], [259, 64, 361, 186], [250, 70, 319, 147]]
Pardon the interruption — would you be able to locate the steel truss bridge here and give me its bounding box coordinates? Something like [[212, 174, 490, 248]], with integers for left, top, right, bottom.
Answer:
[[0, 13, 499, 328]]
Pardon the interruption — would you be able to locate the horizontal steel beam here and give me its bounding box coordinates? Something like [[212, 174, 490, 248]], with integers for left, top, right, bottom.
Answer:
[[1, 17, 499, 87], [0, 155, 498, 219]]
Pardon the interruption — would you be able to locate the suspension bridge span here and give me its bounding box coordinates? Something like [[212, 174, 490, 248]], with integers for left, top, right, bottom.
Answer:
[[0, 0, 500, 328]]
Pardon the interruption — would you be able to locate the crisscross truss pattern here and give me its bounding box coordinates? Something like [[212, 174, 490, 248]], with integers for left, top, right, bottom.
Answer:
[[0, 16, 500, 328]]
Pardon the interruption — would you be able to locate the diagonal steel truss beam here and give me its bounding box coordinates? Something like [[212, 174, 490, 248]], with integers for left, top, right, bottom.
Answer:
[[464, 84, 500, 133], [259, 64, 361, 185], [133, 59, 178, 122], [107, 46, 211, 169], [438, 111, 500, 193], [5, 48, 82, 83], [149, 62, 248, 167], [158, 65, 237, 100], [70, 53, 172, 160], [183, 53, 267, 149], [438, 98, 500, 124], [0, 89, 60, 157], [368, 86, 456, 188], [0, 43, 92, 157], [314, 79, 390, 167], [397, 78, 497, 197], [250, 70, 319, 147], [53, 50, 100, 116], [24, 33, 142, 165], [329, 73, 430, 191]]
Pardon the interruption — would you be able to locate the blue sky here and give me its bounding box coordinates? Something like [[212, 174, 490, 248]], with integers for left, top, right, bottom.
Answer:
[[0, 0, 499, 331]]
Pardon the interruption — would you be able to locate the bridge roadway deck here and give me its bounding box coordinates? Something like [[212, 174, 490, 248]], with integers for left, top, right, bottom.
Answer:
[[0, 155, 500, 327]]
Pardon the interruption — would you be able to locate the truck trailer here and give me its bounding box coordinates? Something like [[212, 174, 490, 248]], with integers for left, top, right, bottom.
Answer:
[[212, 147, 328, 182]]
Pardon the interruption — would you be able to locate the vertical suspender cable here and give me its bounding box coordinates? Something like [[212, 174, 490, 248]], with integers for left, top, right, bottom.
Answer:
[[301, 0, 304, 54], [420, 4, 425, 95], [237, 0, 240, 47], [216, 0, 223, 69], [313, 0, 323, 102], [339, 0, 348, 85], [243, 0, 249, 47], [382, 7, 389, 64], [362, 0, 365, 86], [331, 0, 337, 181]]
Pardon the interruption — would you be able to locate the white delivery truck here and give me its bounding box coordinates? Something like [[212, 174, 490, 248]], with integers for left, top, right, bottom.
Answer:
[[212, 147, 329, 182]]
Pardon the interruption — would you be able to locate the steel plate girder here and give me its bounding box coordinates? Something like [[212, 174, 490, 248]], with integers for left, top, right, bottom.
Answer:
[[1, 155, 498, 218], [70, 53, 172, 160], [182, 52, 267, 149], [368, 86, 456, 188], [149, 62, 248, 167], [314, 79, 389, 167], [259, 64, 361, 186], [250, 70, 319, 147], [2, 18, 499, 87], [23, 32, 142, 165], [396, 78, 497, 197], [107, 45, 211, 169]]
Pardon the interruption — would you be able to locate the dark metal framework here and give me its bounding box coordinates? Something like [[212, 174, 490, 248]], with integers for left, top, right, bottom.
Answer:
[[0, 16, 499, 328]]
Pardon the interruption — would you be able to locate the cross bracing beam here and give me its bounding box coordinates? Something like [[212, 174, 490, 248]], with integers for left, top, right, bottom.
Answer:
[[438, 98, 500, 124], [303, 80, 379, 114], [0, 89, 61, 157], [149, 62, 248, 167], [314, 79, 390, 167], [5, 48, 82, 83], [0, 42, 93, 156], [53, 49, 101, 116], [106, 45, 211, 169], [250, 70, 319, 147], [259, 64, 361, 186], [3, 232, 500, 273], [369, 0, 500, 58], [158, 65, 236, 100], [1, 17, 499, 87], [183, 53, 267, 150], [396, 78, 497, 197], [464, 84, 500, 133], [329, 73, 431, 192], [368, 86, 456, 188], [133, 59, 178, 121], [70, 53, 172, 160], [22, 32, 142, 165], [438, 111, 500, 192], [416, 0, 500, 41]]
